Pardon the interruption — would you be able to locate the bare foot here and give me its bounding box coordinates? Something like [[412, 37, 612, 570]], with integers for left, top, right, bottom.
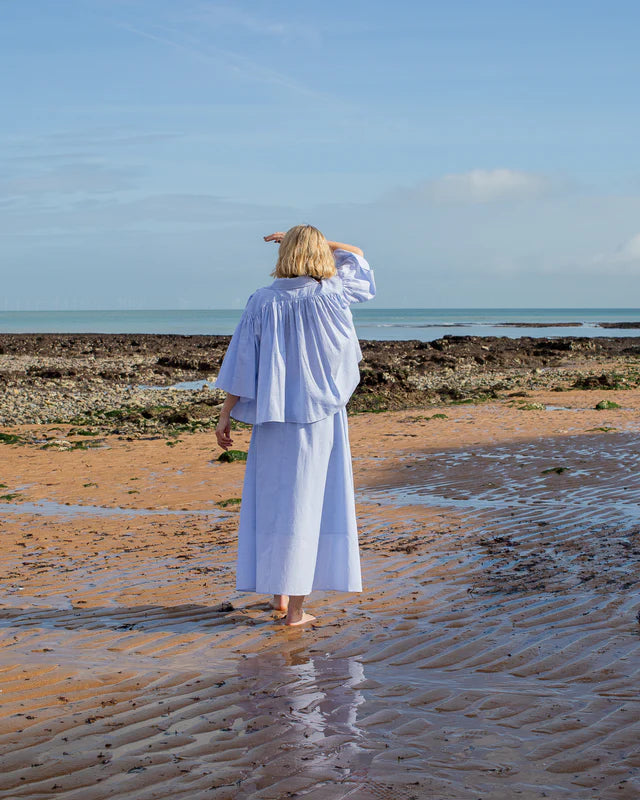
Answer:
[[284, 612, 316, 627], [270, 594, 288, 612]]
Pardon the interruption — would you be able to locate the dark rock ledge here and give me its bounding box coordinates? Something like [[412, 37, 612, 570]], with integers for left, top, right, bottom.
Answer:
[[0, 333, 638, 436]]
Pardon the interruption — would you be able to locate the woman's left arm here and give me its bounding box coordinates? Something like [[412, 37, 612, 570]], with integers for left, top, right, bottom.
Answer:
[[216, 393, 239, 450]]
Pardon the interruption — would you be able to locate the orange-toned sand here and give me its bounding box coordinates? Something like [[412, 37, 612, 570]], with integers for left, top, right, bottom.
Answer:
[[1, 390, 639, 799]]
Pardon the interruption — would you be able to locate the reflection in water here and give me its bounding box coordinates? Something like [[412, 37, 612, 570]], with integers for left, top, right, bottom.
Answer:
[[237, 649, 366, 739], [288, 651, 365, 739], [230, 649, 371, 791]]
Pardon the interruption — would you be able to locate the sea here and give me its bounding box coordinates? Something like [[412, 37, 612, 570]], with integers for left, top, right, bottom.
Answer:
[[1, 308, 640, 342]]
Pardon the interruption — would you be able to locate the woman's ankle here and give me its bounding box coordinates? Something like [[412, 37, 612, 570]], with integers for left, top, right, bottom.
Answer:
[[287, 595, 305, 616]]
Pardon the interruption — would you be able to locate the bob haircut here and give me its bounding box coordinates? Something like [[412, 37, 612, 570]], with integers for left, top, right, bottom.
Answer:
[[270, 224, 337, 280]]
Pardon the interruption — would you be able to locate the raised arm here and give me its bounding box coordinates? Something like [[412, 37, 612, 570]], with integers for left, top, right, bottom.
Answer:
[[263, 231, 373, 301], [264, 232, 364, 257], [325, 240, 364, 257]]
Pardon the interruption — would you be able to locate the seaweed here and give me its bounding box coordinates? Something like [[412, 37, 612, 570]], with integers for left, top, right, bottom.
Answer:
[[0, 432, 22, 445], [217, 449, 248, 463], [217, 497, 242, 508]]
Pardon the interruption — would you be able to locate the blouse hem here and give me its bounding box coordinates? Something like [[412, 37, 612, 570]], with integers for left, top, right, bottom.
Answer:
[[230, 401, 350, 426]]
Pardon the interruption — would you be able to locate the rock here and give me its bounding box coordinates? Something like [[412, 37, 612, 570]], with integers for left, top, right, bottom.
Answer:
[[42, 439, 73, 450], [595, 400, 621, 410], [163, 410, 190, 425], [1, 332, 638, 427], [573, 374, 624, 390]]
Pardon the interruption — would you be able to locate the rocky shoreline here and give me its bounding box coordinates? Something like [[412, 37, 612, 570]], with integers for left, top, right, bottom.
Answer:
[[1, 333, 639, 438]]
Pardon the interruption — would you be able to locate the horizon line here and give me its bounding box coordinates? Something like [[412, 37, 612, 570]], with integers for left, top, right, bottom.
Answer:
[[2, 307, 640, 313]]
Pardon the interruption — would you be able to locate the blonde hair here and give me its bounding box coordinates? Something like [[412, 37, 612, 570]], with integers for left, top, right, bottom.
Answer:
[[270, 224, 337, 280]]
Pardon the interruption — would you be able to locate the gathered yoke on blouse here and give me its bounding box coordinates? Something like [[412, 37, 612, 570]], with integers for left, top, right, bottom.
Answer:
[[214, 250, 376, 424]]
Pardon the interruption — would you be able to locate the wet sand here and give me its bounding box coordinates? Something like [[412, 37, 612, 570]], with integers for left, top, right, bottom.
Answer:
[[1, 390, 640, 799]]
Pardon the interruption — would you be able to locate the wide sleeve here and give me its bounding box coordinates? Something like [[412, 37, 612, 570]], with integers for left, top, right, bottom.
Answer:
[[213, 297, 260, 400], [333, 248, 376, 304]]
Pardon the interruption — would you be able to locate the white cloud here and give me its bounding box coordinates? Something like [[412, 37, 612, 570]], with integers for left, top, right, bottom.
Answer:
[[433, 168, 551, 203], [386, 168, 554, 205]]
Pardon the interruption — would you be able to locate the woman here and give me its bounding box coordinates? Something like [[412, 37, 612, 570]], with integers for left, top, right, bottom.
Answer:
[[214, 225, 376, 626]]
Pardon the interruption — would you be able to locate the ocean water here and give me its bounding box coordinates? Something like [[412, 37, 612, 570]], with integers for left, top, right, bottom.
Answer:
[[1, 308, 640, 342]]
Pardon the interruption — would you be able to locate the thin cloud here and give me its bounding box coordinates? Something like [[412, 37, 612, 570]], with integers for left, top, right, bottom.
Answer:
[[592, 232, 640, 270], [615, 233, 640, 262], [118, 22, 322, 99], [1, 130, 183, 164], [0, 163, 142, 198], [0, 192, 295, 235], [193, 3, 302, 40]]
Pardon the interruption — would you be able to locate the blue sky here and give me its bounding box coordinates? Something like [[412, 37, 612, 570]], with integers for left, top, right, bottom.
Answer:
[[2, 0, 640, 309]]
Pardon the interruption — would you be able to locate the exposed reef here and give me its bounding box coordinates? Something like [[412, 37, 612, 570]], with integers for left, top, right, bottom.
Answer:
[[1, 333, 639, 435]]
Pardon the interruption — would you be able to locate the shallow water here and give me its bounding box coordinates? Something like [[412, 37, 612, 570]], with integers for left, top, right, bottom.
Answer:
[[136, 378, 218, 391], [3, 306, 640, 342], [0, 498, 231, 518]]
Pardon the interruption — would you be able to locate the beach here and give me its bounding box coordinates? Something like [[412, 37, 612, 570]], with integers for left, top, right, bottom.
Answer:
[[1, 334, 640, 799]]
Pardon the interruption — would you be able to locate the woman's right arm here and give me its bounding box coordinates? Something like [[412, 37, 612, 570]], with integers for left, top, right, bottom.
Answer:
[[325, 240, 364, 257], [331, 248, 376, 304]]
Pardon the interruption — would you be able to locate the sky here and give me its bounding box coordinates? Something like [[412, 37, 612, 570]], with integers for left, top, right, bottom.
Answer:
[[2, 0, 640, 309]]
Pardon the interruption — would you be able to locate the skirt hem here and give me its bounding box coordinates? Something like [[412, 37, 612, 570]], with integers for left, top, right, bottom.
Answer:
[[236, 585, 363, 594]]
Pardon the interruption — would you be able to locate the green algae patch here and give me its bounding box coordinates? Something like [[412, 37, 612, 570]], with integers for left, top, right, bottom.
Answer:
[[217, 497, 242, 508], [1, 493, 21, 501], [349, 393, 391, 413], [595, 400, 621, 410], [508, 399, 545, 410], [587, 426, 618, 433], [541, 466, 570, 475], [0, 432, 22, 445], [517, 402, 546, 411], [40, 438, 105, 451], [217, 449, 248, 463], [450, 395, 493, 405], [230, 420, 253, 430], [71, 439, 105, 450]]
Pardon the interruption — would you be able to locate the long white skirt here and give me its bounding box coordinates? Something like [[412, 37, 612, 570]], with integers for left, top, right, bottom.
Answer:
[[235, 406, 362, 596]]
